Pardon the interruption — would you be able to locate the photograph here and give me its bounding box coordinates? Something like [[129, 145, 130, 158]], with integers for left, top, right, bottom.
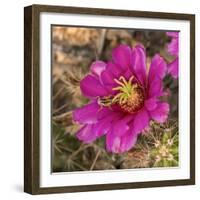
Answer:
[[51, 26, 179, 172], [24, 5, 195, 194]]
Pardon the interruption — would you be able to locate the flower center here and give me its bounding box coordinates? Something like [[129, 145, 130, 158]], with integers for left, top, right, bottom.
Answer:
[[112, 76, 145, 114]]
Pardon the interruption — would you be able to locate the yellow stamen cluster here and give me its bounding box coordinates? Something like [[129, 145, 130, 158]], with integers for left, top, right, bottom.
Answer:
[[112, 76, 145, 114]]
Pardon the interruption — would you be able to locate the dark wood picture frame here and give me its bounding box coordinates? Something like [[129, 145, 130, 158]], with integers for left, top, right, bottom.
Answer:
[[24, 4, 195, 194]]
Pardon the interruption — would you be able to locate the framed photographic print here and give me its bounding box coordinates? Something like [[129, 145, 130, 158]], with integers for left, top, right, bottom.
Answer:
[[24, 4, 195, 194]]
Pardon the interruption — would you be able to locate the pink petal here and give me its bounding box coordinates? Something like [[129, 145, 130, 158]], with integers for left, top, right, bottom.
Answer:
[[93, 110, 122, 137], [90, 61, 106, 77], [101, 69, 115, 86], [92, 120, 111, 137], [123, 68, 133, 80], [106, 129, 137, 153], [100, 61, 123, 90], [97, 107, 114, 119], [120, 130, 138, 152], [167, 38, 178, 56], [148, 77, 163, 98], [107, 61, 124, 78], [97, 107, 120, 119], [112, 121, 129, 137], [145, 98, 158, 111], [149, 102, 169, 123], [73, 101, 100, 124], [148, 54, 167, 83], [133, 108, 150, 134], [111, 115, 133, 137], [166, 31, 179, 38], [131, 44, 147, 86], [106, 133, 121, 153], [80, 75, 109, 98], [105, 114, 136, 153], [168, 57, 178, 79], [100, 62, 126, 94], [77, 124, 97, 143], [112, 44, 132, 71]]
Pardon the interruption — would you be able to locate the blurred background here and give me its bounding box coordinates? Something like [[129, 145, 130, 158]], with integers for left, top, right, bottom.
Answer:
[[52, 26, 178, 172]]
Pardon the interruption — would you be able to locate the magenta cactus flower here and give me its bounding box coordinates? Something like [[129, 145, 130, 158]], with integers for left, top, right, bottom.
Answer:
[[73, 44, 169, 153], [166, 32, 179, 79]]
